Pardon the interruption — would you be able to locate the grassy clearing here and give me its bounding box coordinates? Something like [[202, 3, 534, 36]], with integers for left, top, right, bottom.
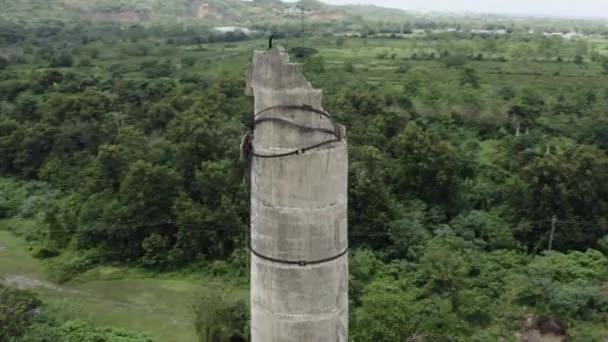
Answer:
[[0, 227, 247, 342], [290, 37, 608, 96], [0, 224, 46, 277]]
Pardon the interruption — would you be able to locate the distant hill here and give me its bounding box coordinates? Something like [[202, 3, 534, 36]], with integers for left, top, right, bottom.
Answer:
[[0, 0, 412, 25]]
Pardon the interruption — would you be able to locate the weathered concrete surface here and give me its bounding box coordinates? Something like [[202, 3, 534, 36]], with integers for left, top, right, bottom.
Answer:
[[248, 49, 348, 342]]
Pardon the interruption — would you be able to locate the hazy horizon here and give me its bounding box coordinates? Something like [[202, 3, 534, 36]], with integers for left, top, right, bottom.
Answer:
[[286, 0, 608, 19]]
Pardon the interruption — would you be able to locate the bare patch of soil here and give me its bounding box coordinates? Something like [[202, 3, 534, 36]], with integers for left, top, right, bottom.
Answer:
[[519, 315, 568, 342], [4, 275, 65, 292], [310, 11, 345, 21]]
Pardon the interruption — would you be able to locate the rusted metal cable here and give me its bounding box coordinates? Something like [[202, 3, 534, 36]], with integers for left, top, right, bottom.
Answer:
[[254, 104, 333, 121], [251, 138, 340, 158], [250, 104, 342, 158], [254, 117, 337, 137]]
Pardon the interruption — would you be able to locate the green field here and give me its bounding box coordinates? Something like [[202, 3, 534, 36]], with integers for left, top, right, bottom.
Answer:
[[0, 226, 247, 341]]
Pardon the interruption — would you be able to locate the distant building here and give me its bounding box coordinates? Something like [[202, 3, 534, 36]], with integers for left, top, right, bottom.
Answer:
[[283, 7, 313, 18], [542, 32, 581, 39], [213, 26, 253, 35], [470, 29, 508, 35]]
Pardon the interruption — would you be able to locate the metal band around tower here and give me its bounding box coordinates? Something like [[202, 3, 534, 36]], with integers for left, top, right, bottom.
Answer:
[[249, 242, 349, 267]]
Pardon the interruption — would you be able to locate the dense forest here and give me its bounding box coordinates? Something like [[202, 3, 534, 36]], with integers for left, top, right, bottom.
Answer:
[[1, 0, 608, 341]]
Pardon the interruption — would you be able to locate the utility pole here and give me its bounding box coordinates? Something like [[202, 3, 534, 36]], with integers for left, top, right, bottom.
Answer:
[[548, 215, 557, 251], [300, 3, 305, 38], [246, 49, 348, 341]]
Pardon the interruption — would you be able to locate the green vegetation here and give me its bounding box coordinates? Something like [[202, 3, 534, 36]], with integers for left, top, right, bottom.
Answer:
[[1, 281, 42, 340], [0, 227, 247, 341], [2, 1, 608, 341], [1, 281, 154, 342], [194, 288, 249, 342]]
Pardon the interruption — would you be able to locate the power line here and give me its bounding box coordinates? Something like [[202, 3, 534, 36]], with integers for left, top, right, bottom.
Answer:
[[5, 216, 606, 236], [300, 2, 305, 39]]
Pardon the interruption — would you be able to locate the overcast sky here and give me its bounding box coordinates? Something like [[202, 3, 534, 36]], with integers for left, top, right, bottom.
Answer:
[[301, 0, 608, 19]]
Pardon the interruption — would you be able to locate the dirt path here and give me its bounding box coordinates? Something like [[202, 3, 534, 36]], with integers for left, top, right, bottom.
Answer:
[[0, 243, 58, 290], [2, 274, 176, 313], [4, 274, 68, 292]]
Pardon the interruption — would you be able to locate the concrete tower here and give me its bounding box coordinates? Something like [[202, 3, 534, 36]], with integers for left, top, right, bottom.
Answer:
[[246, 48, 348, 342]]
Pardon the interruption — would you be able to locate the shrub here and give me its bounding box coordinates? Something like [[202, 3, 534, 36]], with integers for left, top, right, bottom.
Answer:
[[57, 320, 154, 342], [0, 283, 42, 341], [140, 234, 170, 269], [77, 58, 92, 67], [304, 55, 325, 73], [0, 56, 8, 70], [32, 245, 60, 259], [443, 54, 466, 68], [511, 250, 608, 319], [181, 56, 197, 67], [375, 51, 389, 60], [396, 63, 411, 74], [194, 288, 249, 342], [344, 62, 355, 73], [21, 320, 154, 342], [50, 52, 74, 68], [51, 249, 105, 283]]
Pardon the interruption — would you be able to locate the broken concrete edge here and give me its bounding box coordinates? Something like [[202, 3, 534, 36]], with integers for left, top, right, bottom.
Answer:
[[245, 48, 346, 142]]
